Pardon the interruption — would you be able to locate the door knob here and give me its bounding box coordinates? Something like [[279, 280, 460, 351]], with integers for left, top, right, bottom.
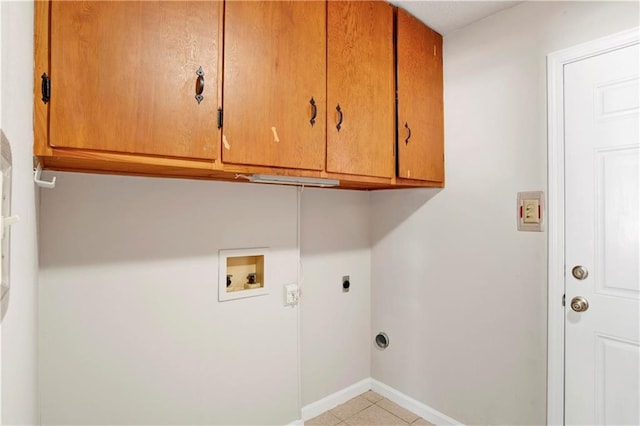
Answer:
[[570, 296, 589, 312], [571, 265, 589, 280]]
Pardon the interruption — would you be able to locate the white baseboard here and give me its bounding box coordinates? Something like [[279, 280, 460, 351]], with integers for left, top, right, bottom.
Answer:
[[287, 420, 304, 425], [370, 379, 464, 426], [300, 378, 463, 425], [301, 378, 372, 420]]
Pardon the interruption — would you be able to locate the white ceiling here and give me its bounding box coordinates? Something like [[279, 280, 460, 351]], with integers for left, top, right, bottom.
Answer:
[[390, 1, 522, 35]]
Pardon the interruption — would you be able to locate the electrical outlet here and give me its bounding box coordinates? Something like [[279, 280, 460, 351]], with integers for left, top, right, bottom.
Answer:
[[342, 275, 350, 292], [284, 283, 299, 306]]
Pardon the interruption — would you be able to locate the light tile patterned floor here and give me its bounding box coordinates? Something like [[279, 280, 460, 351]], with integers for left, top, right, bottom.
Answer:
[[306, 391, 434, 426]]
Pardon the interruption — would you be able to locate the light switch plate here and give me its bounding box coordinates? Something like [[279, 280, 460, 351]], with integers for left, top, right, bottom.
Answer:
[[517, 191, 544, 232]]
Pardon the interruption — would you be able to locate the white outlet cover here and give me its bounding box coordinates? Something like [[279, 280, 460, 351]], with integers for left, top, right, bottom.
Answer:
[[284, 283, 298, 306]]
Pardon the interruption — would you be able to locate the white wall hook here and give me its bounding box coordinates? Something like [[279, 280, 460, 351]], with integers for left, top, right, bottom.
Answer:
[[0, 215, 19, 240], [34, 161, 56, 189], [2, 215, 19, 227]]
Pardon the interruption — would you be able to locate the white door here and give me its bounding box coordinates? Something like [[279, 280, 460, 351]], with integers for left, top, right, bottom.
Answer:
[[565, 43, 640, 425]]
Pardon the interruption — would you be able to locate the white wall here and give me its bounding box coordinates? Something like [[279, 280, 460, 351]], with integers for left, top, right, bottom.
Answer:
[[371, 2, 639, 425], [0, 3, 3, 127], [1, 1, 39, 424], [30, 2, 640, 424], [39, 175, 301, 425], [300, 189, 371, 405], [39, 174, 374, 425], [0, 5, 3, 420]]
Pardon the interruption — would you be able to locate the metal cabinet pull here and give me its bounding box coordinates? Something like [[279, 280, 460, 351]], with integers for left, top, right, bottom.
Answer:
[[404, 122, 412, 145], [310, 97, 317, 126], [195, 66, 205, 104], [336, 104, 343, 132], [41, 73, 50, 104]]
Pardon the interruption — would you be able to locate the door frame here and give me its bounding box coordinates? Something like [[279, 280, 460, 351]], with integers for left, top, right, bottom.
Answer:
[[546, 27, 639, 426]]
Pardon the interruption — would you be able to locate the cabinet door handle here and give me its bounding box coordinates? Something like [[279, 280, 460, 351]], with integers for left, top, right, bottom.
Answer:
[[336, 104, 343, 132], [310, 97, 317, 126], [404, 122, 411, 145], [41, 73, 50, 104], [195, 66, 205, 104]]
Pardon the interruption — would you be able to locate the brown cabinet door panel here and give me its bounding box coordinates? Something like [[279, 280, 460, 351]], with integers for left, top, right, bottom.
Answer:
[[327, 0, 394, 178], [49, 1, 220, 160], [223, 1, 326, 171], [397, 8, 444, 182]]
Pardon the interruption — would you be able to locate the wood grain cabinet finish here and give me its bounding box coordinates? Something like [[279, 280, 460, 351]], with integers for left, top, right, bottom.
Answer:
[[34, 1, 444, 190], [326, 0, 395, 178], [47, 1, 220, 160], [396, 8, 444, 183], [222, 1, 326, 171]]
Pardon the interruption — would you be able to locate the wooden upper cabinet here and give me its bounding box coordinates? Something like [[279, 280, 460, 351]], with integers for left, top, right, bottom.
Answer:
[[396, 8, 444, 182], [48, 1, 220, 160], [35, 1, 444, 189], [327, 0, 395, 178], [222, 1, 326, 171]]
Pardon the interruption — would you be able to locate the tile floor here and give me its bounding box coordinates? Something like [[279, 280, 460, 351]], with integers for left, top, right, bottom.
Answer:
[[306, 390, 434, 426]]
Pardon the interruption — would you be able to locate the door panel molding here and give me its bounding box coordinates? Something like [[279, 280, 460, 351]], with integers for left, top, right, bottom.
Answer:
[[546, 27, 639, 426], [594, 333, 640, 425], [595, 146, 639, 300]]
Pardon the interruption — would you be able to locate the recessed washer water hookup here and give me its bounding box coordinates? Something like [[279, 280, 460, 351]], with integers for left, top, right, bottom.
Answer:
[[375, 332, 389, 349]]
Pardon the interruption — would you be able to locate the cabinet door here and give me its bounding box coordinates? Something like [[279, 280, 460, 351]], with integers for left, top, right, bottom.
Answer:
[[223, 1, 326, 171], [49, 1, 220, 160], [397, 8, 444, 182], [327, 0, 394, 178]]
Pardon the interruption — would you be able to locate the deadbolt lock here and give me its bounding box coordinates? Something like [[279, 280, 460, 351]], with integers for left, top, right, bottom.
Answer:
[[572, 265, 589, 280]]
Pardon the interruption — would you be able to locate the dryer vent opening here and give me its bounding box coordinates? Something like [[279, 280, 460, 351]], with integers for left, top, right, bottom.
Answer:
[[375, 332, 389, 349]]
